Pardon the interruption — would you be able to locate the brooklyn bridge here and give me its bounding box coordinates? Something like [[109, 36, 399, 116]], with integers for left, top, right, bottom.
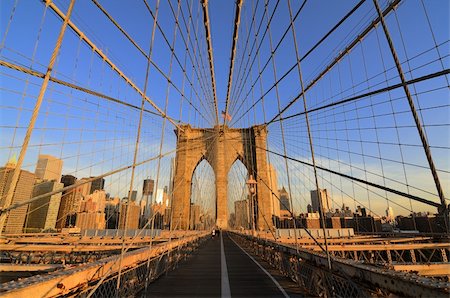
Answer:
[[0, 0, 448, 297]]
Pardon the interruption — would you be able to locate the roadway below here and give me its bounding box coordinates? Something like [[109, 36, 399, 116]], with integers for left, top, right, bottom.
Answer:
[[145, 231, 304, 297]]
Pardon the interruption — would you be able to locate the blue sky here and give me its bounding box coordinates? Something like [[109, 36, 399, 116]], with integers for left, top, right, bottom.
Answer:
[[0, 0, 448, 217]]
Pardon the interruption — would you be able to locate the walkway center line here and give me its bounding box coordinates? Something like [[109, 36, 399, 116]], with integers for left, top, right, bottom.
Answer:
[[228, 233, 290, 298], [221, 231, 231, 298]]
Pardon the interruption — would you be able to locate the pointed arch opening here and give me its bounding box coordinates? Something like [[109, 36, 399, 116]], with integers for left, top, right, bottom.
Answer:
[[190, 159, 216, 230], [227, 159, 251, 229]]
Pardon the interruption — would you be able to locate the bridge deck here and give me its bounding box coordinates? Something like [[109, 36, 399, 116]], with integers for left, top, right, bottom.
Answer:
[[145, 231, 304, 297]]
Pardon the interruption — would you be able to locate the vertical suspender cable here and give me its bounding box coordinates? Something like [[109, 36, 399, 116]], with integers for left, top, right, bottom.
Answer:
[[263, 0, 299, 251], [0, 0, 76, 235], [372, 0, 448, 232], [116, 0, 161, 291], [287, 0, 331, 269]]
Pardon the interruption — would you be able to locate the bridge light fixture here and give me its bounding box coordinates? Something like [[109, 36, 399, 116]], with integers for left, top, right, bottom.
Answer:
[[246, 174, 257, 234], [246, 174, 257, 194]]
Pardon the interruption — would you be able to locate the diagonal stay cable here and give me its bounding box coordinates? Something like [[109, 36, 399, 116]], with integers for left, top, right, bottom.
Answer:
[[143, 0, 216, 123], [263, 0, 401, 125], [92, 0, 213, 126], [0, 134, 216, 215], [224, 134, 329, 253], [45, 0, 182, 130], [261, 146, 442, 209], [229, 0, 281, 119], [227, 0, 261, 118], [269, 68, 450, 124], [167, 0, 215, 120], [0, 59, 181, 122], [231, 0, 399, 126], [230, 0, 363, 121], [229, 0, 309, 117]]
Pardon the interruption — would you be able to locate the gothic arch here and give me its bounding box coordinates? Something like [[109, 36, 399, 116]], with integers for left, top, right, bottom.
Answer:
[[227, 158, 250, 226], [190, 159, 215, 229], [171, 124, 273, 230]]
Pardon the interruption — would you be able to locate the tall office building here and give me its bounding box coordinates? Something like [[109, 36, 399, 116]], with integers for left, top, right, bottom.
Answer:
[[61, 175, 77, 187], [79, 190, 106, 213], [60, 178, 91, 228], [0, 157, 35, 233], [310, 188, 331, 214], [26, 180, 63, 232], [142, 179, 154, 218], [35, 155, 63, 182], [57, 175, 77, 229], [155, 188, 164, 204], [139, 199, 146, 216], [279, 186, 290, 211], [89, 177, 105, 194], [267, 164, 280, 217], [26, 154, 63, 232], [75, 212, 106, 230], [128, 190, 137, 202], [75, 190, 107, 230], [105, 197, 120, 229], [118, 201, 140, 229], [386, 206, 394, 222], [143, 179, 154, 196]]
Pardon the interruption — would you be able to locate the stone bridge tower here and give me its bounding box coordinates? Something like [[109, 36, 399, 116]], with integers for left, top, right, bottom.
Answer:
[[171, 124, 273, 230]]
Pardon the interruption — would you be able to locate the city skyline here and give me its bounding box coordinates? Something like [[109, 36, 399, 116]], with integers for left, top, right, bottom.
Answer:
[[0, 148, 443, 235], [0, 0, 448, 296], [1, 0, 448, 223]]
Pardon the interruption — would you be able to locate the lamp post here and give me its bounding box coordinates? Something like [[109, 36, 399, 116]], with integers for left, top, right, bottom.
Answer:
[[246, 174, 257, 236]]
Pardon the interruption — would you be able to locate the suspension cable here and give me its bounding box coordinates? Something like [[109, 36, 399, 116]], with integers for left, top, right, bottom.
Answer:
[[200, 0, 219, 125], [224, 0, 244, 125]]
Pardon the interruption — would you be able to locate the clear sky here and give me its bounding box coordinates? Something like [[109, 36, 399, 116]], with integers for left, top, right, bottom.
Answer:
[[0, 0, 448, 218]]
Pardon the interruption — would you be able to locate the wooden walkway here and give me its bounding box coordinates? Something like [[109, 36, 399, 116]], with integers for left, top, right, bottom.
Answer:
[[145, 231, 304, 297]]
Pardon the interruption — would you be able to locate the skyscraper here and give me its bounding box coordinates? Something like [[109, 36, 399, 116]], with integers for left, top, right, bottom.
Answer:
[[75, 212, 106, 230], [279, 186, 290, 211], [143, 179, 154, 196], [26, 180, 63, 232], [118, 201, 140, 229], [79, 190, 106, 213], [386, 206, 394, 222], [61, 175, 77, 187], [26, 154, 64, 232], [35, 155, 63, 182], [0, 158, 35, 233], [105, 197, 120, 229], [89, 177, 105, 194], [142, 179, 154, 218], [58, 178, 91, 228], [57, 175, 77, 229], [267, 164, 280, 217], [75, 190, 107, 230], [310, 188, 331, 214], [128, 190, 137, 202]]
